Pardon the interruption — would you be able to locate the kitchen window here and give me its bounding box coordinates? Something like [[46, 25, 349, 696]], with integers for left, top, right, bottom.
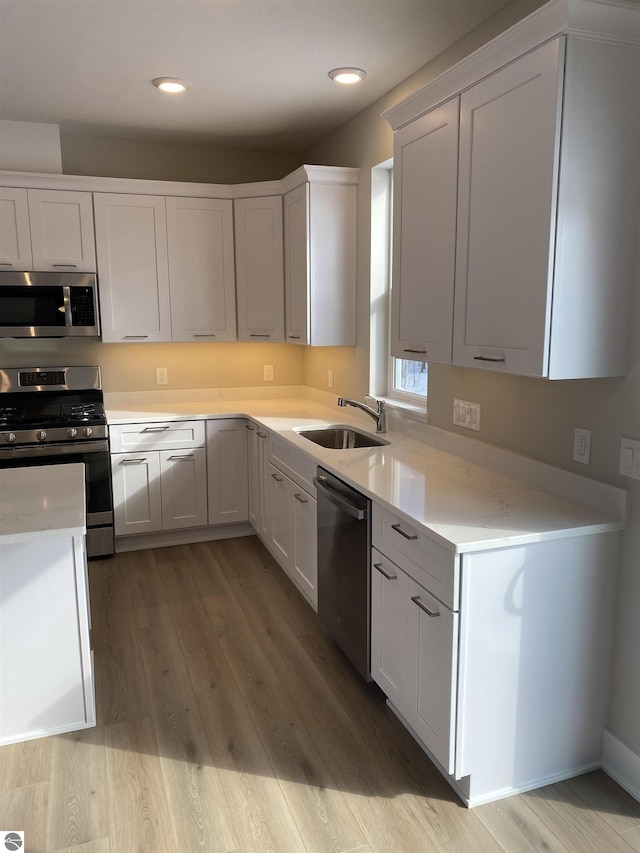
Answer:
[[370, 160, 428, 412]]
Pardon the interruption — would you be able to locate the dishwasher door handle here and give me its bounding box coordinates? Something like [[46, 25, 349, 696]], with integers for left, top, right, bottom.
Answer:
[[313, 476, 367, 520]]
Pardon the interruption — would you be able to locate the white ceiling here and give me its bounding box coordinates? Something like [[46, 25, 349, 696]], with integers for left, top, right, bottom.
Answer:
[[0, 0, 514, 153]]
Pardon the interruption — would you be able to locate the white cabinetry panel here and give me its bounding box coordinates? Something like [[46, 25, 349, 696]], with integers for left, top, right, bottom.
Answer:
[[27, 189, 96, 271], [453, 39, 563, 376], [167, 196, 236, 342], [390, 98, 458, 364], [94, 193, 171, 342], [160, 447, 208, 530], [0, 187, 32, 268], [371, 547, 407, 709], [112, 452, 163, 535], [206, 419, 248, 526], [235, 196, 284, 342]]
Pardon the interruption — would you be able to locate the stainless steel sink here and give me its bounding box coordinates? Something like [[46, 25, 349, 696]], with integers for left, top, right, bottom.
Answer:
[[295, 425, 389, 449]]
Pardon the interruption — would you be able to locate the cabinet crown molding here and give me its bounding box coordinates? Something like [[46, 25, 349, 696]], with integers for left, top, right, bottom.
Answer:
[[383, 0, 639, 131], [0, 163, 360, 198]]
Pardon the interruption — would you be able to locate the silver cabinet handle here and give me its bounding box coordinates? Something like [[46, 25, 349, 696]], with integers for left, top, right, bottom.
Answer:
[[123, 335, 149, 339], [53, 263, 78, 268], [167, 454, 194, 460], [288, 335, 301, 340], [294, 493, 308, 503], [374, 562, 397, 580], [193, 333, 216, 337], [142, 425, 170, 432], [391, 522, 417, 541], [0, 262, 14, 267], [411, 595, 440, 617], [404, 348, 427, 354], [121, 457, 147, 464], [257, 432, 268, 439], [250, 333, 271, 338], [245, 423, 256, 431], [271, 472, 283, 482]]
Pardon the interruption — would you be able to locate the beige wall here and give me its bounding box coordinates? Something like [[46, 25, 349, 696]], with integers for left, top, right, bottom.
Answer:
[[61, 132, 302, 183], [302, 0, 640, 757], [0, 339, 304, 393]]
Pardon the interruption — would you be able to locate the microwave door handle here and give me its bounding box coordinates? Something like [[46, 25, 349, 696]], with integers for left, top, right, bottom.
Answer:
[[63, 286, 73, 327]]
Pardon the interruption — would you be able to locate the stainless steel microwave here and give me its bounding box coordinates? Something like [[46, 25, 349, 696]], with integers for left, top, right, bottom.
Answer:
[[0, 271, 100, 338]]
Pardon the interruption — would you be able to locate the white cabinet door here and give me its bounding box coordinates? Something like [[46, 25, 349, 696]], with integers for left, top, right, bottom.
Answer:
[[0, 187, 32, 268], [235, 195, 285, 342], [453, 39, 564, 377], [371, 548, 407, 708], [405, 575, 459, 774], [27, 189, 96, 271], [160, 447, 208, 530], [283, 176, 357, 347], [93, 193, 171, 342], [268, 462, 293, 566], [291, 486, 317, 609], [167, 196, 236, 342], [390, 98, 458, 365], [112, 452, 163, 536], [283, 183, 309, 344], [206, 419, 248, 526]]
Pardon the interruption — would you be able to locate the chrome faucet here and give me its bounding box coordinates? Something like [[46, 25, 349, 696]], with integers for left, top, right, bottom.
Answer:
[[337, 395, 387, 434]]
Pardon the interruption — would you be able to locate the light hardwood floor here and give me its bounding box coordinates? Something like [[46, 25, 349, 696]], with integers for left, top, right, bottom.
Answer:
[[1, 536, 639, 852]]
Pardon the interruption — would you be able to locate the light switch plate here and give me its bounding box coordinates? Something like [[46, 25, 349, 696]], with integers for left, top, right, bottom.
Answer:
[[620, 437, 640, 480]]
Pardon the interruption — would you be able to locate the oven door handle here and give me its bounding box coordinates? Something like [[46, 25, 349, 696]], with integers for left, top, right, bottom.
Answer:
[[313, 476, 367, 520], [0, 439, 110, 459]]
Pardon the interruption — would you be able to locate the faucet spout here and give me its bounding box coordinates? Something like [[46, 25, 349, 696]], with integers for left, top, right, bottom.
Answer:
[[337, 396, 386, 434]]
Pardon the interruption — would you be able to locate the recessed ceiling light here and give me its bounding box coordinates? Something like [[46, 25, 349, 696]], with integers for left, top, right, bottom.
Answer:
[[328, 67, 367, 85], [152, 77, 191, 94]]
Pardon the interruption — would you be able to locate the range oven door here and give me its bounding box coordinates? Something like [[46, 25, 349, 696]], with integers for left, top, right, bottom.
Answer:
[[0, 440, 114, 557]]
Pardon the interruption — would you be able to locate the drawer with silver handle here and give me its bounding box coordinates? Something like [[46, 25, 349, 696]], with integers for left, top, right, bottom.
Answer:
[[372, 503, 459, 610], [110, 420, 205, 452]]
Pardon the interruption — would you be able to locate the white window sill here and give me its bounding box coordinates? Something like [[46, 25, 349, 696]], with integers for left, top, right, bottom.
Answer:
[[377, 395, 428, 424]]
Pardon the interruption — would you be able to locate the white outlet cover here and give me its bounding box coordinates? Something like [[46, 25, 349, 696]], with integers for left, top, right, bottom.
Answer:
[[620, 437, 640, 480], [573, 427, 591, 464]]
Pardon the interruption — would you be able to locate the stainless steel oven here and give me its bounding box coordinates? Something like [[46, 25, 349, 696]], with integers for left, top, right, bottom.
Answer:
[[0, 366, 114, 557]]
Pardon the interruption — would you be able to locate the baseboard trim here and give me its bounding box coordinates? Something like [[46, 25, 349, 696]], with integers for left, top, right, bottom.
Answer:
[[115, 522, 254, 553], [602, 729, 640, 803]]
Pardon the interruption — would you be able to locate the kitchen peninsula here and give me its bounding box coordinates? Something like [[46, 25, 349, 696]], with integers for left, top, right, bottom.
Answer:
[[0, 464, 95, 745]]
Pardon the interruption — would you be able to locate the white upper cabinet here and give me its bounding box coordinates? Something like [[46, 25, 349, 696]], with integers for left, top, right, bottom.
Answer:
[[453, 39, 564, 377], [0, 187, 32, 268], [390, 98, 459, 365], [167, 196, 236, 342], [235, 195, 285, 342], [0, 187, 95, 271], [28, 189, 96, 271], [93, 193, 171, 342], [283, 166, 358, 346], [385, 0, 640, 379]]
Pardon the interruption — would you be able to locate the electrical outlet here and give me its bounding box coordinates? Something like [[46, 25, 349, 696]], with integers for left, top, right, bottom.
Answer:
[[328, 369, 334, 389], [453, 399, 481, 431], [156, 367, 168, 386], [573, 427, 591, 464], [263, 364, 274, 382]]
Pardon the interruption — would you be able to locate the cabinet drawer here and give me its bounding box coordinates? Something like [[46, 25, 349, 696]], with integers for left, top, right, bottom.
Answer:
[[269, 435, 316, 494], [110, 420, 205, 452], [372, 503, 459, 610]]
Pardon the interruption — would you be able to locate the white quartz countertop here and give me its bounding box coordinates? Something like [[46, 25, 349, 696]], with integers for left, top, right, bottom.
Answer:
[[0, 464, 86, 544], [106, 395, 626, 553]]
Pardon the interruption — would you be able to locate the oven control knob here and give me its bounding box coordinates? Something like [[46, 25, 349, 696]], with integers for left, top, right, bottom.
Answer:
[[37, 430, 47, 441], [5, 432, 16, 443], [83, 427, 93, 437], [68, 428, 78, 438]]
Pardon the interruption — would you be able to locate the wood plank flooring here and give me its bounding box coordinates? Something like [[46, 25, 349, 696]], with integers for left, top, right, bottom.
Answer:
[[1, 535, 639, 852]]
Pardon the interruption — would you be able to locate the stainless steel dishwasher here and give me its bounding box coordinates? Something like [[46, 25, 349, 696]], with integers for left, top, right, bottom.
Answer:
[[314, 467, 372, 679]]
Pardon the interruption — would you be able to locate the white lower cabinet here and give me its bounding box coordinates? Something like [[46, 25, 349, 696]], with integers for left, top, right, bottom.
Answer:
[[266, 439, 318, 609], [206, 419, 248, 526], [111, 420, 207, 537], [371, 502, 620, 807]]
